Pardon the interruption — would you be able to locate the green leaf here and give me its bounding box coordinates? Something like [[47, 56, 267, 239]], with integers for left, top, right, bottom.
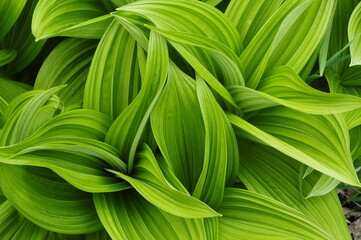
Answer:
[[151, 63, 205, 192], [325, 68, 361, 129], [114, 0, 243, 107], [225, 0, 284, 46], [0, 165, 102, 234], [218, 188, 332, 240], [0, 200, 23, 239], [83, 20, 140, 120], [94, 190, 207, 240], [237, 140, 351, 240], [230, 66, 361, 114], [110, 144, 220, 218], [227, 108, 360, 186], [105, 30, 168, 171], [35, 38, 98, 107], [32, 0, 112, 41], [348, 2, 361, 66], [1, 0, 46, 74], [85, 230, 111, 240], [0, 49, 17, 67], [10, 219, 48, 240], [193, 77, 239, 207], [306, 174, 339, 198], [0, 77, 31, 104], [0, 86, 65, 145], [350, 126, 361, 160], [115, 0, 242, 53], [327, 0, 359, 73], [239, 0, 306, 88], [341, 65, 361, 86], [0, 138, 128, 193], [204, 218, 218, 240], [266, 0, 336, 73], [0, 0, 27, 40]]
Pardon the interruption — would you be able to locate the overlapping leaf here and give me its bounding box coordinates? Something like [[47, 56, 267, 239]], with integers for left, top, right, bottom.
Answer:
[[0, 165, 102, 234], [1, 0, 46, 74], [229, 66, 361, 114], [109, 144, 219, 218], [32, 0, 112, 40], [349, 2, 361, 66], [94, 190, 207, 240], [105, 30, 168, 171], [228, 108, 360, 186], [151, 63, 205, 192], [192, 77, 239, 207], [84, 20, 140, 119], [237, 140, 351, 240], [35, 38, 98, 107], [0, 0, 27, 41], [218, 188, 332, 240]]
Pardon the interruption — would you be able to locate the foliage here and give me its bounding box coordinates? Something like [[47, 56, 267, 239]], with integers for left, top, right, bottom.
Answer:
[[0, 0, 361, 239]]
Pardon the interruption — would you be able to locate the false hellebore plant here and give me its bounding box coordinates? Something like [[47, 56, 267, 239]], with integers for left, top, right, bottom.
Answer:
[[0, 0, 361, 239]]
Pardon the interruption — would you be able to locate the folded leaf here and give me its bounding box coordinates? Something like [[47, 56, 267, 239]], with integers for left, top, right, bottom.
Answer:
[[266, 0, 336, 73], [233, 66, 361, 114], [32, 0, 112, 40], [227, 109, 360, 186], [2, 0, 46, 74], [218, 188, 332, 240], [225, 0, 284, 46], [0, 138, 128, 193], [0, 165, 102, 234], [239, 0, 306, 88], [193, 77, 239, 207], [348, 2, 361, 66], [236, 140, 351, 240], [110, 144, 220, 218], [0, 0, 27, 40], [0, 200, 23, 239], [105, 30, 168, 171], [84, 20, 140, 119], [0, 49, 16, 67], [35, 38, 98, 107], [94, 190, 207, 240], [151, 63, 205, 191]]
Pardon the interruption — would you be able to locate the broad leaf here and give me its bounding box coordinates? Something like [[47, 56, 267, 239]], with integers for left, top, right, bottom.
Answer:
[[0, 49, 16, 67], [110, 144, 220, 218], [0, 200, 23, 239], [348, 1, 361, 66], [94, 190, 207, 240], [225, 0, 284, 46], [105, 30, 168, 171], [1, 0, 46, 74], [237, 140, 351, 240], [0, 0, 27, 40], [227, 108, 360, 186], [266, 0, 336, 74], [229, 66, 361, 114], [35, 38, 97, 107], [239, 0, 306, 88], [84, 20, 140, 119], [151, 63, 205, 192], [218, 188, 332, 240], [32, 0, 112, 40], [193, 77, 239, 207], [0, 165, 102, 234]]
